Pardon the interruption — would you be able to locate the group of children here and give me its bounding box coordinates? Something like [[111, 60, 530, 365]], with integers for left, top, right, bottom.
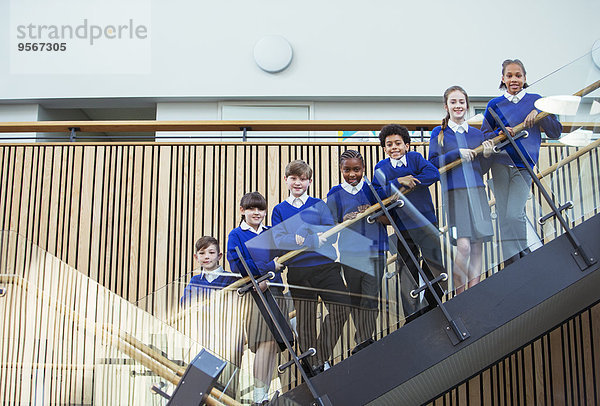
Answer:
[[180, 58, 562, 405]]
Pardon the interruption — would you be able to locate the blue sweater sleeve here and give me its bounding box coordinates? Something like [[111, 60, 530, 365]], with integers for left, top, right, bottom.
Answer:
[[372, 161, 394, 197], [326, 188, 343, 223], [481, 100, 501, 140], [270, 205, 304, 250], [227, 230, 276, 278], [428, 127, 461, 169], [300, 201, 336, 249], [411, 152, 440, 186], [539, 113, 562, 139]]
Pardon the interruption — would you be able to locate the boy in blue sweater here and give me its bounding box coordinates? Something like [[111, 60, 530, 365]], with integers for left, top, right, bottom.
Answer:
[[372, 124, 446, 321], [179, 236, 243, 398], [271, 160, 350, 373], [180, 236, 239, 304]]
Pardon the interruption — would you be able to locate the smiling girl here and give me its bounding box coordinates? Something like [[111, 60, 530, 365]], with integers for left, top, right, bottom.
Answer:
[[326, 150, 388, 351], [481, 59, 562, 265], [429, 86, 495, 294], [227, 191, 285, 405]]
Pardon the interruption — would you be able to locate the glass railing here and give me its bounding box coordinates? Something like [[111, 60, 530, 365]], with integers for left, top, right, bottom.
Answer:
[[2, 48, 599, 406], [0, 230, 241, 406]]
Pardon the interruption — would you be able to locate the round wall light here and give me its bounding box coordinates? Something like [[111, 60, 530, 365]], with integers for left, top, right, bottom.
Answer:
[[254, 35, 293, 74]]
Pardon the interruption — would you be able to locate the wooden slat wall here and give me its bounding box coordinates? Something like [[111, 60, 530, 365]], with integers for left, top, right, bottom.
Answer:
[[1, 142, 598, 303], [1, 143, 390, 302], [1, 141, 600, 405], [428, 302, 600, 406]]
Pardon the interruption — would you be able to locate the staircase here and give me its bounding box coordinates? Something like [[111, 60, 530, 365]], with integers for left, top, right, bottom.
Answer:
[[274, 213, 600, 405]]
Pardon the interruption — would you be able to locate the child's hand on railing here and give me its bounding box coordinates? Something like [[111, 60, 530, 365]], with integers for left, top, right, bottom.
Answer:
[[482, 140, 494, 158], [459, 148, 477, 162], [273, 258, 283, 271], [397, 175, 420, 188]]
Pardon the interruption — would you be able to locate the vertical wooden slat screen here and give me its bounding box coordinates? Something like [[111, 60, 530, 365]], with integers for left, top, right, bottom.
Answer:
[[428, 303, 600, 406], [0, 142, 598, 304]]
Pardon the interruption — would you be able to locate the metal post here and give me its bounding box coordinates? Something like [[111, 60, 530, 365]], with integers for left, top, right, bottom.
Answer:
[[234, 247, 333, 406], [487, 108, 596, 269], [364, 177, 470, 343], [240, 127, 251, 142], [68, 127, 80, 142]]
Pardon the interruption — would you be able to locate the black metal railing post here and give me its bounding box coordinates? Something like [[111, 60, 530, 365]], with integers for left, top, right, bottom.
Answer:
[[365, 177, 470, 344], [234, 246, 333, 406], [488, 108, 596, 269]]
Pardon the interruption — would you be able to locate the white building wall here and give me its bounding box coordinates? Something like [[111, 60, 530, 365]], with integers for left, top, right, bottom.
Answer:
[[1, 0, 598, 103]]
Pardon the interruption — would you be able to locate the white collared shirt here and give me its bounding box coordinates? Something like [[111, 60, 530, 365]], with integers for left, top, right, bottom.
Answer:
[[504, 89, 527, 104], [341, 180, 364, 195], [449, 120, 469, 134], [286, 192, 309, 208], [202, 265, 224, 283], [390, 155, 407, 168], [240, 220, 266, 235]]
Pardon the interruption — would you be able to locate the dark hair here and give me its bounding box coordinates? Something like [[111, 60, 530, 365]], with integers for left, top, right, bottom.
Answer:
[[499, 59, 529, 89], [339, 150, 365, 167], [285, 160, 313, 179], [378, 124, 411, 148], [439, 85, 470, 147], [240, 191, 267, 223], [195, 236, 220, 254]]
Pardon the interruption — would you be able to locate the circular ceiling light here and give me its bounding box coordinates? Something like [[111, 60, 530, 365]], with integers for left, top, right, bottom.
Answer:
[[254, 35, 293, 74]]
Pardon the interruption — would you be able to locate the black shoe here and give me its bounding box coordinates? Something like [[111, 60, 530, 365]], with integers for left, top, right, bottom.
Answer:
[[351, 338, 375, 355]]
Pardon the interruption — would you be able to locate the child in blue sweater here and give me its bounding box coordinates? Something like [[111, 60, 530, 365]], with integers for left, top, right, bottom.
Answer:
[[372, 124, 446, 320], [271, 160, 350, 373], [179, 236, 243, 398], [481, 59, 562, 265], [327, 150, 388, 351], [429, 86, 495, 295], [180, 236, 238, 304], [227, 192, 287, 405]]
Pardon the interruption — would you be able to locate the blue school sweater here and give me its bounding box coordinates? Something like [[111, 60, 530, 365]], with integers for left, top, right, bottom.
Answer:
[[372, 151, 440, 230], [271, 197, 337, 268], [180, 269, 238, 305], [226, 225, 284, 284], [326, 183, 389, 257], [428, 126, 490, 191], [481, 93, 562, 168]]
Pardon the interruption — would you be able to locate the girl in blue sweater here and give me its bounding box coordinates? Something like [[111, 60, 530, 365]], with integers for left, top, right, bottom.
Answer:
[[481, 59, 562, 265], [326, 150, 388, 351], [227, 192, 285, 406], [429, 86, 494, 294]]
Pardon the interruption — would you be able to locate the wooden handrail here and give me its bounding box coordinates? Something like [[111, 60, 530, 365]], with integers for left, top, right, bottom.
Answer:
[[0, 120, 440, 133], [2, 273, 240, 406], [0, 119, 595, 134]]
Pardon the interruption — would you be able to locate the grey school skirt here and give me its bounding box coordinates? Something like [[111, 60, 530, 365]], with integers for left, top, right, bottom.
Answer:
[[446, 187, 494, 244], [246, 286, 293, 353]]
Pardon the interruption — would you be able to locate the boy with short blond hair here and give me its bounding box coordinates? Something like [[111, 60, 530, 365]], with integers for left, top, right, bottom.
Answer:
[[271, 159, 350, 373]]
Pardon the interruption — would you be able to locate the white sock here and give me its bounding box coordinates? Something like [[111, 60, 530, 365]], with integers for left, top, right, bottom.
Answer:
[[254, 386, 266, 404]]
